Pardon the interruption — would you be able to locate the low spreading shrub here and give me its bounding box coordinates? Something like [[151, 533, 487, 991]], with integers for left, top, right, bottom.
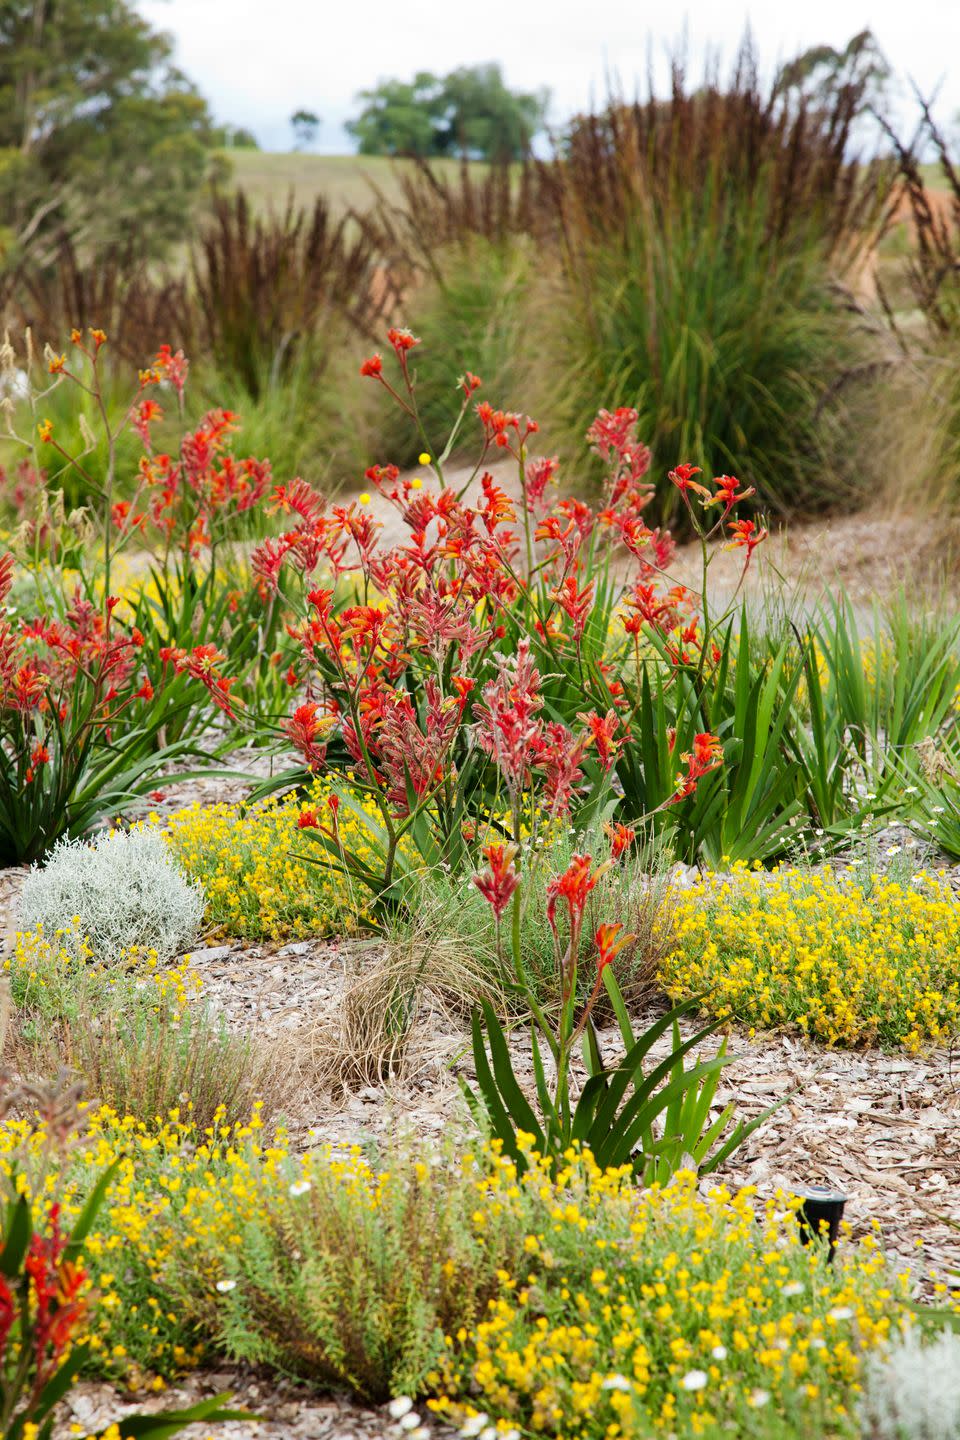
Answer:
[[5, 924, 286, 1128], [6, 923, 199, 1033], [430, 1151, 906, 1440], [20, 826, 203, 964], [659, 866, 960, 1049], [0, 1077, 246, 1438], [0, 1111, 914, 1423], [860, 1325, 960, 1440]]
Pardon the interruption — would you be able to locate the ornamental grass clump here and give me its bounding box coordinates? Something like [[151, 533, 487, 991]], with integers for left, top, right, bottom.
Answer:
[[660, 866, 960, 1049], [5, 923, 293, 1129], [380, 44, 894, 519], [20, 826, 203, 964]]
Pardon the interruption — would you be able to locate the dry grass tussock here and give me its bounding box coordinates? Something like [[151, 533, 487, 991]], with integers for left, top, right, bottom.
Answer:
[[305, 924, 498, 1094]]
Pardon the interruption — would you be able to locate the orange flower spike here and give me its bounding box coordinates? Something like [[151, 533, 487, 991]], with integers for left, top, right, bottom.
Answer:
[[546, 853, 610, 938], [473, 841, 520, 922], [706, 473, 755, 511], [595, 921, 635, 972], [727, 517, 768, 564], [668, 462, 711, 500], [604, 820, 636, 860]]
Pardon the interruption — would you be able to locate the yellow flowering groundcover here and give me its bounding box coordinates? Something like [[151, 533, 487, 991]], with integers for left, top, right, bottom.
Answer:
[[659, 866, 960, 1048], [431, 1141, 908, 1440], [164, 779, 414, 940], [0, 1111, 914, 1434], [6, 924, 200, 1024]]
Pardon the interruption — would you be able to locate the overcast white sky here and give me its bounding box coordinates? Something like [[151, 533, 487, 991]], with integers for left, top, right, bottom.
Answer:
[[138, 0, 960, 152]]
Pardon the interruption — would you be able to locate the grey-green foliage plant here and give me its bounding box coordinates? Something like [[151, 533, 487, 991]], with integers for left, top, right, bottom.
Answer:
[[20, 827, 203, 965], [860, 1325, 960, 1439]]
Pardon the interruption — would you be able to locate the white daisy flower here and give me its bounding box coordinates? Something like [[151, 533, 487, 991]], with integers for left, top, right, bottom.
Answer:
[[681, 1370, 708, 1391]]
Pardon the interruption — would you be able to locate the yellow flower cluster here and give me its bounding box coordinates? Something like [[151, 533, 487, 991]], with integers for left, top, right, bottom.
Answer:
[[659, 865, 960, 1048], [0, 1112, 919, 1417], [165, 778, 415, 940], [0, 1103, 280, 1379], [6, 924, 201, 1018], [431, 1139, 907, 1438]]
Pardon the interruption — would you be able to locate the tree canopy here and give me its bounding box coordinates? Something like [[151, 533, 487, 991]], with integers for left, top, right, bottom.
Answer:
[[291, 108, 320, 149], [0, 0, 215, 265], [346, 63, 549, 161]]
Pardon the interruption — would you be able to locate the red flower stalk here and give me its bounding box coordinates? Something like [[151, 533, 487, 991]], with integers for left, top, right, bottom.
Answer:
[[283, 702, 329, 771], [551, 574, 595, 642], [376, 680, 462, 814], [387, 327, 420, 354], [668, 463, 711, 500], [707, 474, 755, 513], [474, 639, 544, 799], [473, 841, 520, 922], [154, 344, 189, 401], [595, 921, 634, 973], [177, 644, 237, 717], [670, 731, 724, 803], [727, 517, 768, 564], [537, 722, 587, 817], [131, 397, 162, 446], [586, 406, 640, 460], [546, 853, 607, 942], [605, 820, 636, 860], [360, 354, 383, 378], [524, 455, 559, 514], [579, 708, 620, 771]]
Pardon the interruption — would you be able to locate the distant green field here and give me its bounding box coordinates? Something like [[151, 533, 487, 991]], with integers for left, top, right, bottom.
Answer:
[[918, 160, 952, 192], [219, 149, 473, 217]]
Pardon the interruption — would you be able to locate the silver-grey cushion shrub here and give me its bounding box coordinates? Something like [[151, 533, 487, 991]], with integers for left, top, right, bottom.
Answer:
[[19, 826, 204, 963], [861, 1324, 960, 1440]]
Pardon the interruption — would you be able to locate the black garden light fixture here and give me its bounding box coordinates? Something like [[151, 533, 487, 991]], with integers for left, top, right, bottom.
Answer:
[[794, 1185, 848, 1261]]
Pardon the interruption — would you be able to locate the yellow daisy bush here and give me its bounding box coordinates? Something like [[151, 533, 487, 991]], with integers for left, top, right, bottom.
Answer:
[[430, 1140, 909, 1439], [0, 1113, 915, 1424], [5, 923, 201, 1020], [659, 865, 960, 1048], [164, 778, 416, 940]]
